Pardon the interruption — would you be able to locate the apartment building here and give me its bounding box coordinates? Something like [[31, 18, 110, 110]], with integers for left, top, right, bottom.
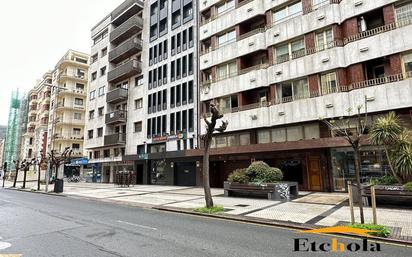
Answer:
[[122, 0, 199, 186], [85, 0, 144, 183], [20, 73, 53, 162], [195, 0, 412, 191], [48, 50, 89, 177]]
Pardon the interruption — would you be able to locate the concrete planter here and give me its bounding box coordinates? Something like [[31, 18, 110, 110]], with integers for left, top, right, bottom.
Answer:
[[224, 181, 299, 201]]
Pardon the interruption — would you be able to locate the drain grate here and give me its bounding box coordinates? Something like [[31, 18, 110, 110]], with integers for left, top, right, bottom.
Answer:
[[235, 204, 249, 207]]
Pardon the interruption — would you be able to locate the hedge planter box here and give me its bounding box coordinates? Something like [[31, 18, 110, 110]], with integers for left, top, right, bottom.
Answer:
[[224, 181, 299, 201], [363, 185, 412, 205]]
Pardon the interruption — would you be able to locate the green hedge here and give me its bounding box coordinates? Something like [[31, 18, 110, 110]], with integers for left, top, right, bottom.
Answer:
[[348, 223, 391, 238], [228, 161, 283, 184]]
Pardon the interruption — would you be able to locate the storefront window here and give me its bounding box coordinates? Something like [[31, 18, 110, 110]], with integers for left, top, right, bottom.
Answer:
[[331, 147, 390, 191]]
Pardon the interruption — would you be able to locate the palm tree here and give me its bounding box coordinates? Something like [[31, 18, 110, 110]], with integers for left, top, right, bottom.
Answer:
[[370, 112, 412, 183]]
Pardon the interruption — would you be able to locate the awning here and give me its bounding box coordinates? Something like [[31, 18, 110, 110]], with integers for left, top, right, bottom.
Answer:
[[69, 157, 89, 166]]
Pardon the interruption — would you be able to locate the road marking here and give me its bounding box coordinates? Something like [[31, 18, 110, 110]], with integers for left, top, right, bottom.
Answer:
[[0, 241, 11, 250], [116, 220, 157, 231]]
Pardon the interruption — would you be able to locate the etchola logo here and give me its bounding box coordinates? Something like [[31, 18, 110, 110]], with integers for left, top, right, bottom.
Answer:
[[294, 226, 381, 252]]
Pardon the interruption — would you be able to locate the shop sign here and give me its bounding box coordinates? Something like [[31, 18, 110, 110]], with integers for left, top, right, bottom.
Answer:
[[152, 132, 187, 142]]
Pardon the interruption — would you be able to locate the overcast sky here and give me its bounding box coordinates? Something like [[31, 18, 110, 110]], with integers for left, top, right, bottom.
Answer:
[[0, 0, 125, 125]]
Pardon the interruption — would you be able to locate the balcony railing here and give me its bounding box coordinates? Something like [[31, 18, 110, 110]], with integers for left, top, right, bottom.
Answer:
[[109, 36, 142, 63], [108, 59, 142, 83], [106, 87, 128, 104], [105, 110, 127, 125], [104, 133, 126, 146], [344, 16, 412, 45], [203, 72, 412, 116], [110, 13, 143, 44], [111, 0, 143, 22]]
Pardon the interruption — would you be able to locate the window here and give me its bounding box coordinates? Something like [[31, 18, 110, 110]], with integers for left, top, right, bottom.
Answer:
[[98, 107, 104, 116], [98, 86, 105, 96], [134, 122, 143, 132], [76, 83, 84, 90], [135, 98, 143, 109], [162, 115, 166, 134], [135, 76, 143, 87], [182, 110, 187, 131], [189, 27, 193, 46], [72, 144, 80, 150], [97, 127, 103, 137], [182, 56, 187, 77], [101, 47, 107, 57], [170, 113, 175, 134], [272, 128, 287, 142], [183, 3, 193, 20], [182, 83, 187, 104], [188, 53, 193, 74], [176, 112, 181, 131], [171, 87, 175, 107], [316, 28, 334, 51], [189, 109, 194, 131], [171, 36, 176, 54], [273, 1, 303, 24], [75, 98, 84, 105], [217, 0, 235, 15], [91, 72, 97, 81], [258, 130, 271, 144], [287, 126, 304, 141], [171, 61, 175, 80], [89, 110, 95, 120], [73, 128, 81, 135], [89, 90, 96, 100], [217, 61, 237, 80], [403, 52, 412, 74], [277, 78, 309, 103], [100, 66, 106, 76], [176, 58, 181, 78], [74, 113, 81, 120], [217, 29, 236, 47], [275, 38, 305, 63], [91, 54, 98, 63], [395, 1, 412, 24], [188, 81, 194, 103], [176, 84, 181, 105], [88, 130, 94, 139], [172, 11, 181, 26], [320, 71, 338, 94]]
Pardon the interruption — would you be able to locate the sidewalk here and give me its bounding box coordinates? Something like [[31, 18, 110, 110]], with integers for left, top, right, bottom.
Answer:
[[4, 180, 412, 242]]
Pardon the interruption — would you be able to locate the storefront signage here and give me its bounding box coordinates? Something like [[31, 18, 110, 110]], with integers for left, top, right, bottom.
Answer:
[[152, 132, 187, 142]]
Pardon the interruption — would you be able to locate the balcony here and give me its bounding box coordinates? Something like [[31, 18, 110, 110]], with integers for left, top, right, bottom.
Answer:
[[111, 0, 143, 25], [108, 59, 142, 83], [104, 133, 126, 146], [110, 13, 143, 45], [106, 88, 128, 104], [109, 36, 142, 64], [105, 110, 127, 125]]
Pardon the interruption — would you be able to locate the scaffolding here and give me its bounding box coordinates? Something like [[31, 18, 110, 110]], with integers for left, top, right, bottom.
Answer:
[[3, 90, 22, 170]]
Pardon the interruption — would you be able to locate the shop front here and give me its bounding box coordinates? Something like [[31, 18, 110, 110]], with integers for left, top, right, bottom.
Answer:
[[330, 146, 391, 191]]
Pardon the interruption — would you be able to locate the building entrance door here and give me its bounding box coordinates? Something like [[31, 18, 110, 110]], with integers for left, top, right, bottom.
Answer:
[[307, 156, 322, 191], [175, 162, 196, 186]]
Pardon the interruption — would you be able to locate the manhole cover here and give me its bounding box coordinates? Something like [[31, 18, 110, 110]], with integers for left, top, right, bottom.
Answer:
[[235, 204, 249, 207]]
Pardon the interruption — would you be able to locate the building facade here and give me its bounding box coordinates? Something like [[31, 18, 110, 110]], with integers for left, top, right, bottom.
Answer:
[[85, 0, 144, 183], [124, 0, 199, 186], [48, 50, 89, 174], [195, 0, 412, 191]]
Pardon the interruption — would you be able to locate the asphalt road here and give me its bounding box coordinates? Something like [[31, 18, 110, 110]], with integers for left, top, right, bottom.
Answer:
[[0, 188, 411, 257]]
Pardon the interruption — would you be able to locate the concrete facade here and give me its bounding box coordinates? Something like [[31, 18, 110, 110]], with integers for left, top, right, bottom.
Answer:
[[196, 0, 412, 191]]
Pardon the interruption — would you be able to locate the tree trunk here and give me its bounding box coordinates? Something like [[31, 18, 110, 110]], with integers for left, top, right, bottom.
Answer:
[[354, 149, 365, 224], [22, 169, 28, 188], [13, 169, 18, 188], [37, 164, 41, 191], [383, 147, 403, 184], [202, 139, 214, 208]]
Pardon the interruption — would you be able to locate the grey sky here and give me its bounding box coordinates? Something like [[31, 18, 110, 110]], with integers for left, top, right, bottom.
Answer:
[[0, 0, 125, 125]]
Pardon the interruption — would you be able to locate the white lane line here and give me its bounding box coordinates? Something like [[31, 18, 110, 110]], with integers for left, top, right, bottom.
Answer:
[[0, 241, 11, 250], [116, 220, 158, 231]]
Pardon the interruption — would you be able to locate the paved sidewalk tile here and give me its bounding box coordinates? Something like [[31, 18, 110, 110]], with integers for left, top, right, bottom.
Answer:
[[247, 202, 335, 223]]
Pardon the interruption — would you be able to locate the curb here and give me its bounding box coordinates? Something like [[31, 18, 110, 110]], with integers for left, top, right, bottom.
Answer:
[[154, 206, 412, 247], [4, 187, 66, 197]]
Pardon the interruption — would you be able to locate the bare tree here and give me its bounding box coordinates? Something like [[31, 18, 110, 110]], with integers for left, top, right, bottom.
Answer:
[[48, 148, 72, 182], [201, 102, 228, 208], [35, 155, 49, 191], [22, 159, 36, 189], [12, 160, 21, 188], [321, 97, 368, 224]]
